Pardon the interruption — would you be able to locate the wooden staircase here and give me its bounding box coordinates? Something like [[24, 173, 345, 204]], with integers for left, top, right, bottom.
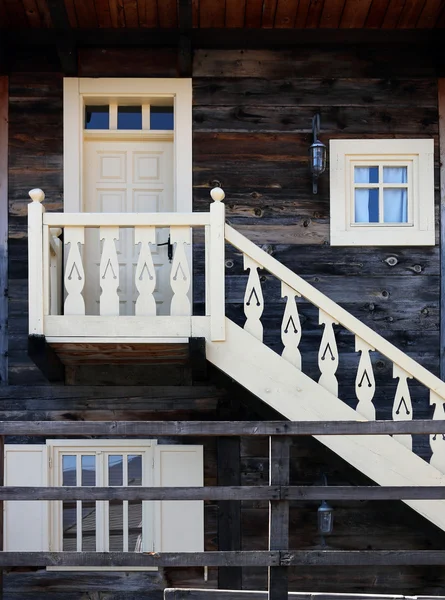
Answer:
[[27, 186, 445, 531]]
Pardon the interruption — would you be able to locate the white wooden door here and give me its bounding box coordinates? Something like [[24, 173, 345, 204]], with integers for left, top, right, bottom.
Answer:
[[83, 139, 174, 316]]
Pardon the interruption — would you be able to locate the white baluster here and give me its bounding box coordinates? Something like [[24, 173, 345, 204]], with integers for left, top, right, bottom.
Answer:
[[392, 365, 413, 450], [355, 337, 376, 420], [244, 255, 264, 342], [64, 226, 85, 316], [49, 228, 62, 316], [99, 226, 120, 316], [318, 311, 339, 396], [170, 226, 191, 316], [135, 226, 157, 316], [28, 188, 45, 335], [430, 391, 445, 472], [281, 282, 302, 369]]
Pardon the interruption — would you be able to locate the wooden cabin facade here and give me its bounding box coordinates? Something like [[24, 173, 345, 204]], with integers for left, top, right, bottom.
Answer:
[[2, 1, 445, 598]]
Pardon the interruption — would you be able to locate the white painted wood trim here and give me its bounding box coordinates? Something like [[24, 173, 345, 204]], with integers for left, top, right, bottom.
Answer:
[[44, 315, 194, 338], [63, 78, 192, 215], [224, 224, 445, 400], [330, 138, 435, 247], [43, 213, 209, 227], [192, 318, 445, 532], [28, 199, 45, 335], [209, 200, 226, 341]]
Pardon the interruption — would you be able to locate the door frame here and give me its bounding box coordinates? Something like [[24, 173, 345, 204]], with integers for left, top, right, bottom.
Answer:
[[62, 77, 192, 214]]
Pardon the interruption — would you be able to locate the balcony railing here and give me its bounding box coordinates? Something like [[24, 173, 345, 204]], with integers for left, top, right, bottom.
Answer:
[[28, 186, 226, 343]]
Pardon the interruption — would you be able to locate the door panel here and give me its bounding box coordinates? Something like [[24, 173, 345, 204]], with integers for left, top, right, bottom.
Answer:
[[83, 139, 174, 316]]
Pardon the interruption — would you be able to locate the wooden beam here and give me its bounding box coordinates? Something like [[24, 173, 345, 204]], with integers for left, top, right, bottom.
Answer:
[[1, 420, 445, 436], [439, 78, 445, 380], [27, 335, 65, 383], [0, 77, 7, 387], [4, 485, 445, 501], [217, 437, 242, 589], [3, 550, 445, 568], [268, 437, 290, 600], [45, 0, 77, 74], [164, 592, 445, 600], [2, 27, 444, 48]]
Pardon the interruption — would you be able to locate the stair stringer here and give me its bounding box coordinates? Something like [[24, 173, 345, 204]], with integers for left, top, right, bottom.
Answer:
[[193, 317, 445, 532]]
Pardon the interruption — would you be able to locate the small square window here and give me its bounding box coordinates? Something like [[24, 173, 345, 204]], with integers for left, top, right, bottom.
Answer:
[[330, 139, 434, 246]]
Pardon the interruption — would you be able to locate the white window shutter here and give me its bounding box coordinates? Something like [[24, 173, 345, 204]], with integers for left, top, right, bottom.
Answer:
[[4, 444, 49, 551], [154, 445, 204, 552]]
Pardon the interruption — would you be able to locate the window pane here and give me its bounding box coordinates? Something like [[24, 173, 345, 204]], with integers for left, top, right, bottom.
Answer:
[[109, 500, 123, 551], [128, 455, 142, 486], [150, 106, 174, 130], [62, 455, 76, 486], [355, 189, 379, 223], [354, 166, 379, 184], [118, 106, 142, 130], [383, 166, 407, 184], [63, 502, 77, 550], [129, 502, 143, 551], [85, 105, 109, 129], [81, 455, 96, 486], [109, 455, 123, 486], [81, 502, 97, 550], [384, 189, 408, 223]]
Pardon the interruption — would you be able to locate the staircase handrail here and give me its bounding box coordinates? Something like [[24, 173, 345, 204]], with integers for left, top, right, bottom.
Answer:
[[225, 224, 445, 401]]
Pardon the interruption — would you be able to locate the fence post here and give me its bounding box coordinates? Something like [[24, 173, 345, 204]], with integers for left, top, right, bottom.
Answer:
[[269, 436, 291, 600], [28, 189, 45, 335], [209, 187, 226, 341]]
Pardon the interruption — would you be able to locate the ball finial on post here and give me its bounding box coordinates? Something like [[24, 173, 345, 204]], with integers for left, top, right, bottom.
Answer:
[[210, 187, 225, 203], [29, 189, 45, 203]]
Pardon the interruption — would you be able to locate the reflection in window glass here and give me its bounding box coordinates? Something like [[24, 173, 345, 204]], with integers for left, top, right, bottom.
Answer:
[[150, 106, 174, 130], [355, 189, 379, 223], [82, 455, 96, 486], [109, 455, 123, 486], [109, 500, 123, 551], [62, 455, 76, 486], [85, 105, 109, 129], [354, 166, 379, 184], [118, 106, 142, 130], [128, 455, 142, 486]]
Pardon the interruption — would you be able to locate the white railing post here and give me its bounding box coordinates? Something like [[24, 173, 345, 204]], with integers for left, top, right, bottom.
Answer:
[[49, 228, 62, 315], [28, 188, 45, 335], [209, 187, 226, 341]]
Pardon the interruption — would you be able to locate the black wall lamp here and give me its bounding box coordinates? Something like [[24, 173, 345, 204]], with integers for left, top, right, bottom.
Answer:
[[317, 473, 334, 536], [309, 114, 327, 195]]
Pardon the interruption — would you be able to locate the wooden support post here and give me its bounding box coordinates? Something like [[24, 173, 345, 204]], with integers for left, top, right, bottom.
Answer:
[[439, 79, 445, 380], [209, 187, 226, 341], [268, 437, 291, 600], [0, 77, 7, 386], [217, 436, 242, 589]]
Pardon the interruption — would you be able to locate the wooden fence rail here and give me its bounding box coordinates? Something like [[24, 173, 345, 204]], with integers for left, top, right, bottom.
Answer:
[[2, 551, 445, 568], [3, 485, 445, 501], [1, 419, 445, 436]]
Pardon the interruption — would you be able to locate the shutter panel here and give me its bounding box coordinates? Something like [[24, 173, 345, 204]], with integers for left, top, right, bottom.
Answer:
[[4, 444, 49, 551], [154, 445, 204, 552]]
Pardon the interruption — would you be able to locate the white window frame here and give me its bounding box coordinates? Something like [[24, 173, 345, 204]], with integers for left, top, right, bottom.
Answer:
[[48, 440, 155, 551], [63, 78, 192, 214], [330, 139, 435, 246]]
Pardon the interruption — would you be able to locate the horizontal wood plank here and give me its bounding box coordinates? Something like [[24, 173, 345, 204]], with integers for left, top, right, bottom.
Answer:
[[1, 420, 445, 436]]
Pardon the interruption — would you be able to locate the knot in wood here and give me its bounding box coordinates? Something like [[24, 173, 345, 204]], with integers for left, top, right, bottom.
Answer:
[[385, 256, 398, 267]]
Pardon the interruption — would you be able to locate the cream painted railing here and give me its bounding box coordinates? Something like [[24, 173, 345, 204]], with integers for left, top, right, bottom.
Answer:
[[28, 185, 445, 470], [28, 187, 226, 342]]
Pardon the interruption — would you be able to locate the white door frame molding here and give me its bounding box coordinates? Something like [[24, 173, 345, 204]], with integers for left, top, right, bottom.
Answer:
[[63, 78, 192, 214]]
